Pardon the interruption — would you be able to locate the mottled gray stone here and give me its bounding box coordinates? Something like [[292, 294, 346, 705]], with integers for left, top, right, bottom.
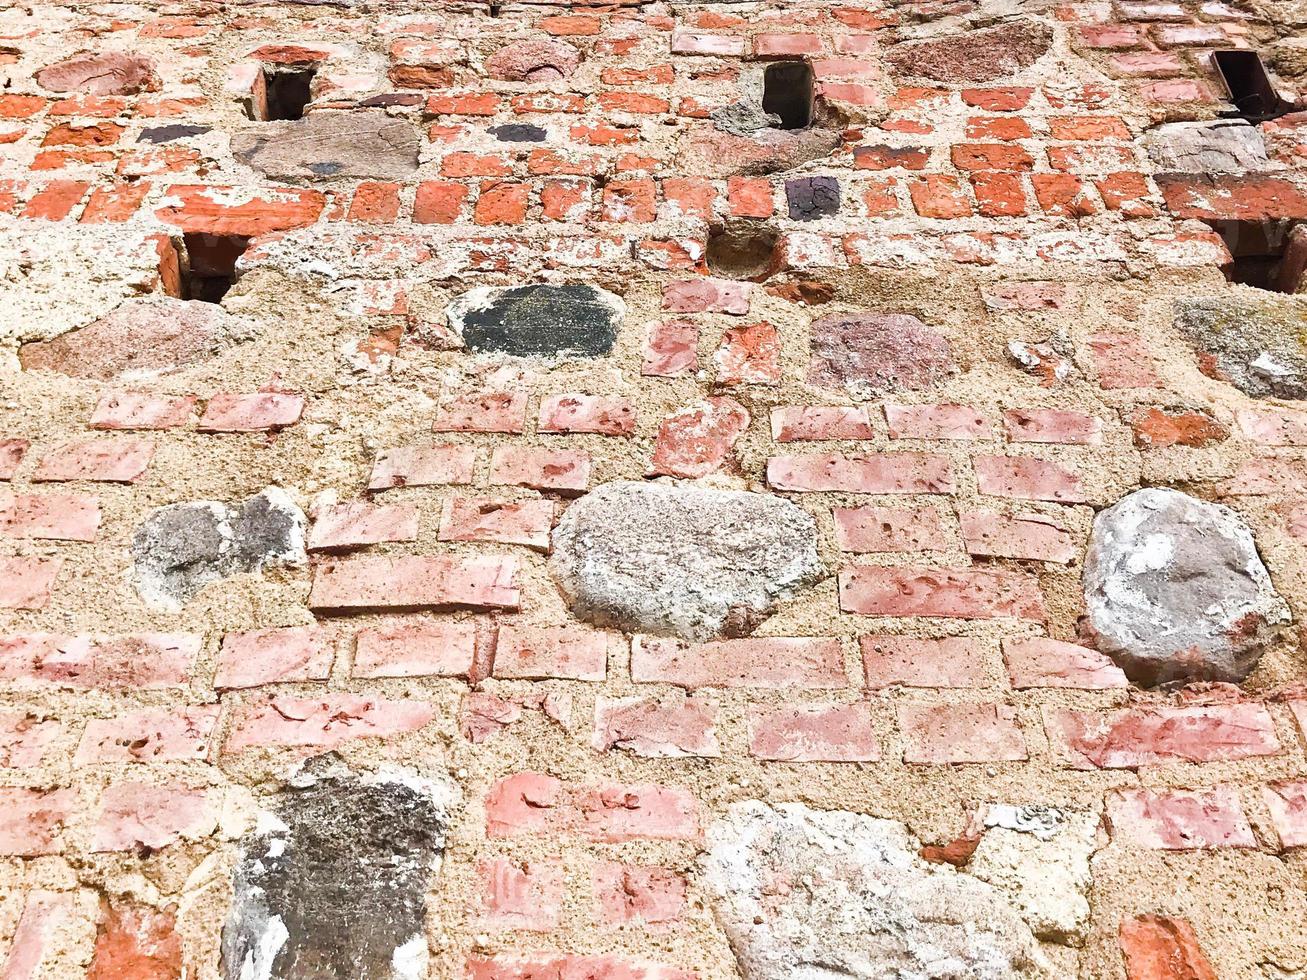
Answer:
[[701, 801, 1052, 980], [1175, 294, 1307, 399], [1083, 488, 1291, 685], [132, 487, 305, 610], [222, 755, 455, 980], [809, 311, 957, 397], [447, 284, 624, 358], [887, 21, 1053, 83], [232, 110, 420, 180], [550, 481, 824, 642], [18, 297, 256, 380], [1143, 120, 1269, 172]]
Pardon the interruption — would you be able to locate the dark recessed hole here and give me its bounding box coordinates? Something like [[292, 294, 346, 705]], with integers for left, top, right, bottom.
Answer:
[[762, 61, 814, 130], [707, 221, 780, 280], [1211, 50, 1293, 122], [180, 232, 250, 303], [259, 66, 316, 121], [1205, 218, 1302, 292]]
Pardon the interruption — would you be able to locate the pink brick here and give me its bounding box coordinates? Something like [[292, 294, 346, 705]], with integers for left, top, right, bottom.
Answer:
[[492, 447, 589, 493], [368, 444, 476, 490], [91, 782, 213, 851], [771, 406, 874, 442], [755, 32, 822, 55], [0, 788, 75, 855], [974, 454, 1085, 503], [308, 555, 519, 611], [662, 277, 751, 314], [593, 695, 719, 757], [32, 437, 154, 483], [1264, 780, 1307, 848], [839, 566, 1047, 620], [214, 625, 333, 689], [0, 493, 100, 541], [352, 617, 477, 678], [642, 318, 699, 377], [494, 624, 608, 681], [1001, 637, 1128, 689], [198, 392, 304, 432], [74, 705, 221, 765], [1236, 407, 1307, 446], [308, 501, 418, 550], [90, 392, 195, 430], [885, 403, 992, 440], [1, 891, 77, 979], [0, 439, 28, 479], [433, 391, 527, 434], [748, 702, 880, 762], [467, 955, 695, 980], [671, 31, 746, 56], [224, 695, 434, 753], [1222, 458, 1307, 496], [1004, 408, 1102, 445], [539, 393, 636, 436], [960, 510, 1076, 563], [485, 772, 699, 842], [0, 713, 63, 768], [899, 702, 1028, 764], [0, 633, 199, 689], [834, 504, 954, 553], [1045, 703, 1281, 769], [485, 772, 563, 837], [1107, 786, 1254, 849], [593, 863, 686, 925], [1089, 332, 1159, 388], [0, 557, 61, 609], [767, 452, 954, 493], [714, 321, 781, 385], [438, 497, 553, 550], [861, 635, 988, 688], [631, 635, 845, 689], [476, 857, 564, 931], [1293, 701, 1307, 741], [650, 397, 750, 478]]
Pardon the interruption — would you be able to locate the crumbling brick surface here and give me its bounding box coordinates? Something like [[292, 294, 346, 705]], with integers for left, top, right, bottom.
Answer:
[[2, 0, 1307, 976]]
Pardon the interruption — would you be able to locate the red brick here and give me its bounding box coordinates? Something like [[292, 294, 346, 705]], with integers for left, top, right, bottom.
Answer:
[[834, 504, 953, 553], [308, 501, 417, 551], [1159, 174, 1307, 221], [81, 182, 151, 223], [650, 397, 749, 478], [1096, 172, 1155, 217], [971, 171, 1028, 216], [426, 92, 500, 116], [467, 955, 695, 980], [433, 391, 527, 433], [214, 625, 332, 689], [1107, 786, 1254, 849], [490, 446, 590, 493], [1, 492, 101, 541], [960, 510, 1076, 563], [1119, 916, 1218, 980], [767, 452, 954, 493], [594, 695, 719, 757], [0, 633, 198, 689], [91, 782, 213, 851], [156, 184, 325, 235], [442, 152, 511, 178], [593, 863, 686, 926], [352, 618, 477, 679], [642, 318, 699, 376], [32, 437, 153, 483], [1263, 780, 1307, 849], [75, 705, 220, 765], [1222, 458, 1307, 496], [198, 392, 303, 432], [728, 176, 774, 217], [0, 788, 76, 855], [839, 566, 1047, 620], [439, 497, 554, 550], [0, 438, 28, 479], [475, 180, 529, 225], [1004, 408, 1102, 445], [631, 635, 845, 689], [90, 392, 194, 430], [861, 635, 988, 688], [413, 180, 468, 223], [854, 144, 930, 170], [885, 403, 992, 441], [308, 555, 519, 611], [346, 181, 401, 223], [1089, 332, 1160, 388], [602, 179, 657, 222], [1077, 23, 1143, 47], [494, 624, 609, 682], [952, 143, 1034, 172], [1045, 703, 1281, 769], [672, 31, 746, 55], [88, 898, 182, 980], [974, 454, 1085, 503], [771, 406, 874, 442], [476, 857, 564, 931], [0, 712, 62, 767], [965, 117, 1032, 141], [225, 694, 434, 753], [0, 94, 46, 118], [0, 557, 61, 610], [368, 444, 475, 489], [541, 178, 590, 221], [3, 892, 78, 977], [539, 393, 636, 436], [662, 277, 751, 314], [714, 320, 781, 385], [961, 87, 1034, 110], [899, 702, 1027, 764], [21, 179, 89, 220], [1002, 637, 1128, 689], [485, 772, 700, 842], [909, 175, 972, 218]]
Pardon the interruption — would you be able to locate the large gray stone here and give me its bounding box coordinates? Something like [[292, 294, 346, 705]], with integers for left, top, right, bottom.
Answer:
[[701, 801, 1052, 980], [809, 311, 957, 397], [1083, 488, 1291, 685], [222, 755, 454, 980], [1175, 294, 1307, 400], [132, 487, 306, 610], [447, 284, 624, 358], [18, 297, 256, 380], [232, 110, 420, 180], [1142, 120, 1270, 172], [550, 481, 824, 641]]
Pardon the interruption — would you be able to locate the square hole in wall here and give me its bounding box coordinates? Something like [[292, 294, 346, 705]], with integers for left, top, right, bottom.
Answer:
[[762, 61, 814, 130], [180, 233, 250, 303], [1206, 218, 1303, 292], [253, 66, 317, 121], [1211, 50, 1292, 122]]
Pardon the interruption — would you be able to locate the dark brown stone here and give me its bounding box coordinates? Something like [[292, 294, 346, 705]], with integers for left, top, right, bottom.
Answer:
[[887, 21, 1053, 84]]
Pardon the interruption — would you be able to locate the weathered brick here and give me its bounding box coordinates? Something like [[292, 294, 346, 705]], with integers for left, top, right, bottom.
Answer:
[[438, 497, 553, 550], [650, 397, 750, 478], [0, 493, 101, 541], [490, 446, 590, 493], [91, 782, 214, 851], [1001, 637, 1127, 689], [198, 392, 303, 432], [467, 955, 695, 980], [1003, 408, 1102, 445], [1089, 333, 1160, 389], [1236, 406, 1307, 446], [771, 406, 875, 442], [767, 452, 954, 493], [75, 705, 220, 765], [1119, 916, 1218, 980], [861, 635, 988, 688], [0, 633, 199, 689], [959, 510, 1076, 563], [308, 555, 519, 611], [308, 501, 418, 550], [433, 391, 527, 433], [90, 392, 195, 430], [839, 566, 1046, 620], [1107, 786, 1255, 849], [368, 444, 476, 489], [1045, 704, 1281, 769], [748, 702, 880, 761], [0, 788, 76, 855], [885, 403, 992, 441], [898, 702, 1028, 764], [642, 319, 699, 377], [352, 617, 477, 678], [974, 454, 1085, 503], [0, 712, 63, 768], [156, 184, 325, 235], [714, 321, 781, 384], [214, 625, 332, 689], [485, 772, 699, 842], [834, 504, 953, 553], [0, 439, 28, 479], [224, 695, 434, 753], [0, 557, 62, 610], [593, 695, 719, 757], [631, 635, 845, 689], [32, 438, 154, 483], [476, 857, 564, 931], [593, 863, 687, 925], [539, 393, 636, 436], [1263, 780, 1307, 849], [662, 278, 751, 314], [494, 624, 609, 681]]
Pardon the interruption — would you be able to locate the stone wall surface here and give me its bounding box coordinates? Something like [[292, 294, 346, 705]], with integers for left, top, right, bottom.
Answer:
[[1, 0, 1307, 976]]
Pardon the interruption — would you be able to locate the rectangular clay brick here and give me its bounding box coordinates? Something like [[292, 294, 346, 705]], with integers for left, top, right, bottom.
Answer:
[[771, 406, 875, 442], [839, 566, 1047, 620], [467, 956, 695, 980], [1003, 408, 1103, 445], [307, 502, 419, 551], [974, 454, 1085, 503], [538, 393, 636, 436], [31, 438, 154, 483], [0, 439, 28, 480], [368, 444, 476, 489], [198, 392, 304, 432], [75, 705, 221, 765], [433, 391, 527, 433], [494, 624, 609, 681], [224, 695, 434, 753], [214, 626, 333, 690], [631, 635, 846, 689], [90, 782, 215, 851], [1263, 780, 1307, 849], [861, 635, 990, 688], [489, 446, 591, 493], [352, 617, 477, 678], [834, 504, 955, 553], [475, 857, 564, 931], [1002, 637, 1128, 689], [0, 557, 61, 610], [1236, 407, 1307, 446], [767, 453, 955, 493], [0, 712, 62, 768], [960, 510, 1077, 563], [0, 633, 199, 689], [1106, 786, 1255, 849], [485, 772, 700, 842], [748, 702, 880, 762], [898, 702, 1028, 764], [90, 392, 195, 430], [438, 497, 554, 550], [1045, 704, 1281, 769], [592, 863, 687, 925], [0, 788, 76, 855], [884, 404, 993, 440], [308, 555, 520, 612], [593, 695, 719, 757]]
